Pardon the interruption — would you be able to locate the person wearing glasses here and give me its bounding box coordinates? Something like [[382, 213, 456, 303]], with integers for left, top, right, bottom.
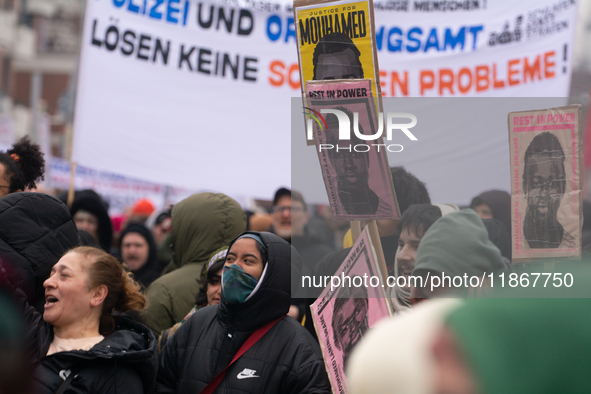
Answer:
[[0, 135, 45, 198], [271, 188, 293, 241]]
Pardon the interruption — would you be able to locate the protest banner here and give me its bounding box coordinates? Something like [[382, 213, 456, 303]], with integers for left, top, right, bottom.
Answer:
[[508, 105, 582, 262], [71, 0, 577, 203], [294, 0, 381, 144], [48, 157, 199, 215], [311, 226, 391, 394], [305, 79, 399, 220]]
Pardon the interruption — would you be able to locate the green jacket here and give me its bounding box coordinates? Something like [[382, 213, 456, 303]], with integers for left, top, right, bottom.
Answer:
[[143, 193, 246, 336]]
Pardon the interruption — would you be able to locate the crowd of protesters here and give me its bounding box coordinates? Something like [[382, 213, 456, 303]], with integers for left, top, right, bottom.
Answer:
[[1, 136, 590, 394]]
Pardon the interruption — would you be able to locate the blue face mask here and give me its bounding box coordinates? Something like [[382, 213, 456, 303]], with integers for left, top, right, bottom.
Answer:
[[222, 264, 259, 305]]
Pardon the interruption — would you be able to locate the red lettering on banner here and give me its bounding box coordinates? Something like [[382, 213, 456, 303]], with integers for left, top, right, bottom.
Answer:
[[544, 51, 555, 78], [388, 50, 558, 96], [268, 61, 300, 89], [420, 70, 435, 95]]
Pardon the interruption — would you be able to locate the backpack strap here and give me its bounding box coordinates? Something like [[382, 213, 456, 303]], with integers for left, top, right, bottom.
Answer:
[[200, 315, 285, 394]]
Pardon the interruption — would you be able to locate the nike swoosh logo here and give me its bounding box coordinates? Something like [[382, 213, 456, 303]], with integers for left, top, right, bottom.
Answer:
[[59, 370, 71, 381], [236, 369, 260, 380]]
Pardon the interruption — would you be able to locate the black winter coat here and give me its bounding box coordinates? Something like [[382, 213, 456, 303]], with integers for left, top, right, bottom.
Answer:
[[23, 306, 158, 394], [156, 231, 330, 394], [0, 192, 80, 312]]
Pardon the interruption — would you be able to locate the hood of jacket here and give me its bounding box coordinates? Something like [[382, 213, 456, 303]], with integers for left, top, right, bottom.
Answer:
[[471, 190, 511, 234], [170, 193, 246, 269], [0, 192, 80, 310], [118, 223, 162, 287], [70, 193, 113, 252], [413, 209, 505, 283], [218, 231, 298, 331]]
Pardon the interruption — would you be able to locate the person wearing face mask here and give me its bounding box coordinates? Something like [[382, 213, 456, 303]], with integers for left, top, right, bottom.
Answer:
[[156, 231, 330, 394]]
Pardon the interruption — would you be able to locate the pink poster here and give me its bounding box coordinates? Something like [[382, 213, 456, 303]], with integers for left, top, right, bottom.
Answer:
[[508, 105, 583, 262], [305, 79, 400, 221], [311, 227, 391, 394]]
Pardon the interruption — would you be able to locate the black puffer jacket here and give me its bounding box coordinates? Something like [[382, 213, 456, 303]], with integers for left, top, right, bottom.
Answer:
[[23, 304, 158, 394], [156, 231, 330, 394], [0, 192, 80, 312]]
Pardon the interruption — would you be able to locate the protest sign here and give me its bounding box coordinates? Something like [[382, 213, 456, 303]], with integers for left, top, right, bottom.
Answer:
[[305, 79, 399, 220], [509, 105, 582, 262], [294, 0, 381, 144], [47, 157, 198, 215], [311, 226, 391, 394]]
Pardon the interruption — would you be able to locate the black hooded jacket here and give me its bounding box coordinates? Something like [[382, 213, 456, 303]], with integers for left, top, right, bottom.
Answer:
[[29, 317, 158, 394], [119, 223, 164, 289], [156, 231, 330, 394], [70, 193, 113, 252], [0, 258, 158, 394], [0, 192, 80, 312]]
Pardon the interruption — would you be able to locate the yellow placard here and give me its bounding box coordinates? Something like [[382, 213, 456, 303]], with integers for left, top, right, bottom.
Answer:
[[294, 0, 381, 144]]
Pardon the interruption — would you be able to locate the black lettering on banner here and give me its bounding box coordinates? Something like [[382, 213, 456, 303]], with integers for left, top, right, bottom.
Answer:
[[198, 3, 214, 28], [153, 39, 170, 64], [217, 7, 235, 32], [222, 54, 239, 78], [105, 25, 119, 51], [91, 19, 102, 47], [198, 48, 212, 74], [137, 34, 151, 60], [237, 9, 254, 35], [214, 52, 220, 75], [243, 57, 257, 81], [178, 45, 195, 70], [121, 30, 136, 55]]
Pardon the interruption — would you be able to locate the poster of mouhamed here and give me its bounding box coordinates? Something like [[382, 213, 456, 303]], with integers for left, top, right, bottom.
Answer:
[[306, 79, 399, 221], [311, 227, 391, 394], [294, 0, 381, 144], [508, 105, 582, 263]]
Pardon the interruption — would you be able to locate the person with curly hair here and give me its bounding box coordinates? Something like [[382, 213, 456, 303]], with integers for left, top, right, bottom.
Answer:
[[0, 136, 45, 198]]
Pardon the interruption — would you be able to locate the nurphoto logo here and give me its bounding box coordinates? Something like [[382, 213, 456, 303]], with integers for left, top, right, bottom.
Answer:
[[303, 107, 418, 153]]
